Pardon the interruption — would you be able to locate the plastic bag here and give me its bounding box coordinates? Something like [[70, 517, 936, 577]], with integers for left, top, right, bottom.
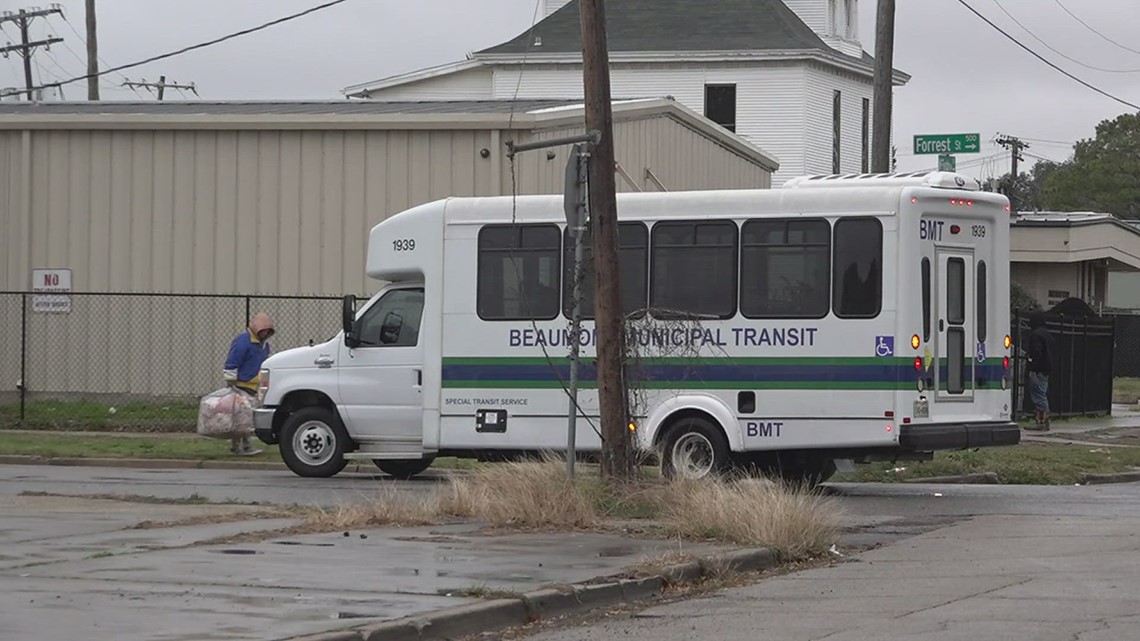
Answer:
[[196, 387, 256, 439]]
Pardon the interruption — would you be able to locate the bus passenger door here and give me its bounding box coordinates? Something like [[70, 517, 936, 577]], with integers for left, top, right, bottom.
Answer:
[[338, 288, 426, 441], [936, 251, 975, 402]]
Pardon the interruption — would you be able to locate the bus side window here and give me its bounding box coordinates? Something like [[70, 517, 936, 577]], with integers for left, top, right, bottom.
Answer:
[[833, 218, 883, 319], [740, 218, 830, 319], [562, 222, 649, 319], [977, 261, 987, 342], [650, 220, 738, 319], [922, 257, 932, 341], [477, 224, 562, 321]]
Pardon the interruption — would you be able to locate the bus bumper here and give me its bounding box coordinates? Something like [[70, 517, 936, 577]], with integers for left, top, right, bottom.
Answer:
[[899, 421, 1020, 451], [253, 408, 278, 445]]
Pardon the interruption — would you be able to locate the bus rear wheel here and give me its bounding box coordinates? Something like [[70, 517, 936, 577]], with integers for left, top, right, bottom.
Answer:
[[372, 457, 435, 480], [661, 416, 731, 480]]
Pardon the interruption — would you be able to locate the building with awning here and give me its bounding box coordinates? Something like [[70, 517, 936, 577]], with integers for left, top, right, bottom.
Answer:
[[1011, 212, 1140, 312]]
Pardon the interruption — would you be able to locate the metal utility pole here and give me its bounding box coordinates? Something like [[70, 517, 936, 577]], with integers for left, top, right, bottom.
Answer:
[[85, 0, 99, 100], [122, 76, 198, 100], [505, 132, 601, 478], [580, 0, 634, 480], [0, 7, 64, 101], [871, 0, 895, 173], [996, 134, 1029, 214]]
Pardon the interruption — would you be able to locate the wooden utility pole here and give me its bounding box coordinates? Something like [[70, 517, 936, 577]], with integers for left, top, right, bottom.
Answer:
[[996, 134, 1029, 215], [0, 7, 64, 101], [579, 0, 634, 479], [85, 0, 100, 100], [871, 0, 895, 173]]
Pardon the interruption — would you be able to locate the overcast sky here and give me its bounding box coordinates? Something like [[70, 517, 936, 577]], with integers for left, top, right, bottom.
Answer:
[[2, 0, 1137, 180]]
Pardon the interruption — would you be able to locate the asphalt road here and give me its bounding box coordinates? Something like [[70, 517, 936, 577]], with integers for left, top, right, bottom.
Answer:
[[2, 464, 1139, 641]]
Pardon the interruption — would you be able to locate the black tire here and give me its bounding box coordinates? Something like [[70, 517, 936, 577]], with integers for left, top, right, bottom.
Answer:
[[660, 415, 731, 480], [764, 455, 837, 487], [279, 407, 350, 478], [372, 457, 435, 480]]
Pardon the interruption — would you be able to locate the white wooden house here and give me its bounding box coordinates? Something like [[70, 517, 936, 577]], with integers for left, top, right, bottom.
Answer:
[[344, 0, 910, 185]]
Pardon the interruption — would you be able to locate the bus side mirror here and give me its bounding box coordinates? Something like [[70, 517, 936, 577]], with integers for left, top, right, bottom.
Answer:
[[342, 295, 359, 348]]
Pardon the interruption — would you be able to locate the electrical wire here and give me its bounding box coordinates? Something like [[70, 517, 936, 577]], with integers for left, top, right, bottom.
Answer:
[[2, 0, 350, 97], [53, 14, 147, 99], [1051, 0, 1140, 57], [989, 0, 1140, 73], [956, 0, 1140, 111]]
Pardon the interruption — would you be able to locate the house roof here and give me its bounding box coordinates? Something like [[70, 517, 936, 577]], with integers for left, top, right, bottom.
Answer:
[[479, 0, 829, 56], [1012, 211, 1140, 272], [0, 97, 779, 171], [0, 99, 583, 117]]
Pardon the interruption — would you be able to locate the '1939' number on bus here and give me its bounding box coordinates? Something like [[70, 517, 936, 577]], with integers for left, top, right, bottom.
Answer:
[[393, 239, 416, 251]]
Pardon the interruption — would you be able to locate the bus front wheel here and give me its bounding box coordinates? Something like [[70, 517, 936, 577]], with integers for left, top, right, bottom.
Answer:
[[280, 407, 350, 478], [661, 416, 731, 480]]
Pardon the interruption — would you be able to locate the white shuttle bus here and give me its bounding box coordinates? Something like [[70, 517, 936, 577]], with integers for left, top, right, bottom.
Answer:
[[253, 171, 1020, 481]]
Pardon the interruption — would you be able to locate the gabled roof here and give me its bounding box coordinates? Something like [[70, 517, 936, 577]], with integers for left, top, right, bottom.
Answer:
[[479, 0, 829, 56]]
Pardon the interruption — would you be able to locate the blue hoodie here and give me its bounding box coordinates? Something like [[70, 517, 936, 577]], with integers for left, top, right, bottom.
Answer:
[[223, 314, 274, 392]]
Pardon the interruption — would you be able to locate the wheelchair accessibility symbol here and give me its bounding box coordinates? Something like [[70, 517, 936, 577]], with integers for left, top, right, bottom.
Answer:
[[977, 341, 986, 363], [875, 336, 895, 357]]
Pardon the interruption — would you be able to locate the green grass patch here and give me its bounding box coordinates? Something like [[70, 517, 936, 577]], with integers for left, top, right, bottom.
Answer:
[[0, 400, 197, 432], [1113, 378, 1140, 404], [0, 429, 477, 471], [0, 431, 282, 461], [833, 442, 1140, 485]]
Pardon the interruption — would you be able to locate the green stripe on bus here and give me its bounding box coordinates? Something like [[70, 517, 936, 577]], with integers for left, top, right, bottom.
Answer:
[[442, 380, 920, 391]]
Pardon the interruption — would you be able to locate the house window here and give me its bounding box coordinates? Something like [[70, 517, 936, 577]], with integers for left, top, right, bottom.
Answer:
[[832, 90, 842, 174], [705, 84, 736, 133], [861, 98, 870, 173]]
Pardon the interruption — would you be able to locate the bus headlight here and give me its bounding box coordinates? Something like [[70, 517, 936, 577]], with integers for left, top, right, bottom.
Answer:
[[258, 369, 270, 402]]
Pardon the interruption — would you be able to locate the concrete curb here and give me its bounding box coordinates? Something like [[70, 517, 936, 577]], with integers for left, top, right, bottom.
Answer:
[[283, 548, 778, 641], [0, 455, 465, 477], [1080, 471, 1140, 485], [903, 472, 1002, 485]]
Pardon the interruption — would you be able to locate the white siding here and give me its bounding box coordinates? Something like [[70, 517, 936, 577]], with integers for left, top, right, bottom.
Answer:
[[784, 0, 829, 35], [544, 0, 572, 16], [367, 67, 493, 101], [803, 63, 874, 177], [493, 63, 810, 184]]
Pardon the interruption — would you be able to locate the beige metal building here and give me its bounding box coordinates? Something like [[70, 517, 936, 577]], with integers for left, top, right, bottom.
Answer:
[[0, 98, 778, 401], [0, 98, 776, 296]]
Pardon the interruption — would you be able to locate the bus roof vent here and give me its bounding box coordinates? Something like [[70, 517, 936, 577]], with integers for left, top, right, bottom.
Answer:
[[783, 171, 982, 191]]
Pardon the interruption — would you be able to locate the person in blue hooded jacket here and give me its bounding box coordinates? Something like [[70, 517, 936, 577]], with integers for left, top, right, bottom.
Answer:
[[223, 312, 274, 455]]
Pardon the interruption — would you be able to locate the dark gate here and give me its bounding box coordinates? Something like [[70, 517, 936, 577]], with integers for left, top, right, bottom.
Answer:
[[1011, 310, 1115, 419]]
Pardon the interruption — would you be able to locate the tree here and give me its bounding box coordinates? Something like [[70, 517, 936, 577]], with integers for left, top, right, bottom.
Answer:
[[1041, 111, 1140, 217], [1011, 281, 1042, 315], [984, 160, 1061, 213]]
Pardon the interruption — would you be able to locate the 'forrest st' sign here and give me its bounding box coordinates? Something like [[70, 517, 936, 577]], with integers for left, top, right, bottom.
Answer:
[[913, 134, 980, 155]]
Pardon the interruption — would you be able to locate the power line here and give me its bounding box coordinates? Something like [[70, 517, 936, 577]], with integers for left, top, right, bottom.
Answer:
[[989, 0, 1140, 73], [1, 0, 350, 98], [52, 14, 145, 99], [956, 0, 1140, 111], [1051, 0, 1140, 57]]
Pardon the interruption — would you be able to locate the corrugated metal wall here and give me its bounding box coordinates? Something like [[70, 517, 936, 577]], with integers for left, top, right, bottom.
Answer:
[[0, 115, 770, 399], [1, 117, 768, 295]]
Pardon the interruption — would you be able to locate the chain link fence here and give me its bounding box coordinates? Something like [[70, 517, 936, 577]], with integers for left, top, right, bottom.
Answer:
[[1, 292, 349, 431]]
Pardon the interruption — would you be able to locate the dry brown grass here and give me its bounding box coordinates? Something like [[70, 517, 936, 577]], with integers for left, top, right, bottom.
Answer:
[[440, 456, 599, 528], [302, 486, 441, 530], [656, 477, 840, 558]]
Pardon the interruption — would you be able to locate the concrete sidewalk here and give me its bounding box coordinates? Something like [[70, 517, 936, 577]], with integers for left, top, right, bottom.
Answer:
[[0, 493, 728, 641]]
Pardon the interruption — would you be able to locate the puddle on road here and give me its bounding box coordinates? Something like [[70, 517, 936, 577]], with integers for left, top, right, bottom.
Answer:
[[273, 541, 335, 547], [595, 546, 637, 558], [211, 549, 259, 555]]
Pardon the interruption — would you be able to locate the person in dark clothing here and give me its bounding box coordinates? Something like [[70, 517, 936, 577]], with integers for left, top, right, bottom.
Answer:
[[1025, 312, 1054, 431]]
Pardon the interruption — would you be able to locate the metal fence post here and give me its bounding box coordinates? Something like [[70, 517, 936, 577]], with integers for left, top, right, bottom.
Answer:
[[20, 293, 27, 422], [245, 296, 251, 326]]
